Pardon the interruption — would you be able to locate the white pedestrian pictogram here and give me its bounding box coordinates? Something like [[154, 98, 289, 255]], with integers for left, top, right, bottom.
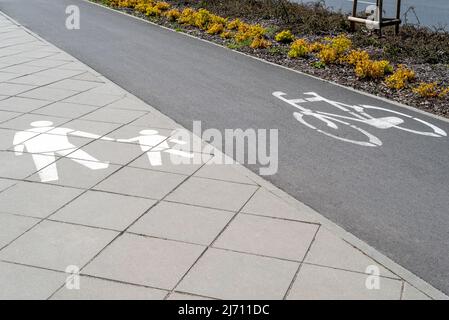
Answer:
[[118, 129, 194, 166], [13, 121, 111, 182]]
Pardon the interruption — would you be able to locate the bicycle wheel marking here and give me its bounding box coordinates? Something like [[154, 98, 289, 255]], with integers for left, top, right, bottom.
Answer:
[[293, 112, 382, 147], [274, 91, 447, 147]]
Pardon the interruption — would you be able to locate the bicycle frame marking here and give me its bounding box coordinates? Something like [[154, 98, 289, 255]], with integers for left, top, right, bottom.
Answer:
[[273, 91, 447, 147]]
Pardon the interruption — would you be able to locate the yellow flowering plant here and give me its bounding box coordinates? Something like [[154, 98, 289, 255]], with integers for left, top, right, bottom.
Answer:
[[345, 50, 370, 66], [413, 82, 441, 98], [154, 1, 170, 11], [275, 30, 295, 44], [250, 37, 272, 49], [193, 9, 211, 30], [207, 23, 225, 35], [318, 46, 338, 64], [146, 5, 162, 16], [178, 8, 196, 25], [227, 19, 243, 30], [355, 59, 392, 79], [439, 87, 449, 98], [288, 39, 310, 58], [385, 65, 416, 89], [164, 8, 181, 21]]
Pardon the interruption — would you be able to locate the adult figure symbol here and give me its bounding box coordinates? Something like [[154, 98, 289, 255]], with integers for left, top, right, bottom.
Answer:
[[13, 121, 111, 182]]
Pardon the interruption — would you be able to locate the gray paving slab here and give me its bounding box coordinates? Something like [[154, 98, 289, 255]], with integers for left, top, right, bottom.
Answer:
[[0, 82, 35, 95], [0, 96, 51, 113], [0, 128, 25, 150], [166, 177, 258, 212], [0, 114, 69, 132], [95, 167, 186, 199], [51, 276, 167, 300], [241, 188, 318, 222], [19, 86, 78, 101], [167, 292, 213, 300], [0, 220, 118, 271], [58, 62, 91, 72], [1, 63, 48, 75], [214, 214, 318, 261], [177, 248, 298, 300], [47, 78, 101, 92], [130, 112, 181, 129], [8, 74, 60, 87], [0, 261, 66, 300], [104, 96, 151, 111], [305, 228, 399, 279], [0, 109, 19, 122], [31, 101, 99, 118], [0, 212, 39, 248], [80, 107, 146, 124], [287, 264, 403, 300], [0, 177, 15, 192], [129, 201, 234, 245], [194, 163, 258, 185], [72, 71, 104, 83], [28, 157, 120, 189], [63, 91, 124, 107], [0, 150, 44, 180], [24, 58, 68, 68], [402, 282, 431, 300], [0, 55, 34, 68], [0, 181, 82, 218], [13, 50, 55, 59], [33, 68, 83, 79], [51, 190, 156, 231], [0, 71, 20, 82], [55, 119, 121, 137], [70, 139, 144, 166], [48, 52, 75, 62], [86, 83, 128, 96], [83, 233, 205, 289]]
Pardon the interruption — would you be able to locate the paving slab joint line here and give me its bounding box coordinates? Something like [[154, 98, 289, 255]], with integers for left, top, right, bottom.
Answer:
[[1, 9, 448, 300], [168, 186, 261, 298], [46, 133, 217, 299], [0, 109, 173, 261], [0, 259, 172, 299], [226, 154, 448, 300], [283, 225, 321, 300]]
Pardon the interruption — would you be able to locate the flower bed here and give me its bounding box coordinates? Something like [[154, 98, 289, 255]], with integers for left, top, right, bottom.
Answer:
[[92, 0, 449, 117]]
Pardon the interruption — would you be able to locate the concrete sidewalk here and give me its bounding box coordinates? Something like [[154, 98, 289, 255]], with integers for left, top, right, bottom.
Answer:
[[0, 11, 444, 300]]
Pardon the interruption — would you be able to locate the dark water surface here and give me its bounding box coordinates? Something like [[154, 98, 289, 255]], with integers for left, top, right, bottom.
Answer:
[[292, 0, 449, 29]]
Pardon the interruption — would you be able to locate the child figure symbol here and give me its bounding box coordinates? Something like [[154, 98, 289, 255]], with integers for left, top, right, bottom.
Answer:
[[118, 129, 194, 166]]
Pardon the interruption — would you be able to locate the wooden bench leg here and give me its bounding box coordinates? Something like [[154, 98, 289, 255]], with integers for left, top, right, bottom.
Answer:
[[350, 0, 358, 32], [377, 0, 383, 37], [395, 0, 401, 35]]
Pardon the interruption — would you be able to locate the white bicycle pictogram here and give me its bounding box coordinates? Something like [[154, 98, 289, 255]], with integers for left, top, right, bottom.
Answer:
[[273, 91, 447, 147]]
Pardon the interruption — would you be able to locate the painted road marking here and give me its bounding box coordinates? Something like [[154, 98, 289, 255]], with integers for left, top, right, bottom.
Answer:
[[273, 91, 447, 147], [12, 123, 194, 182]]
